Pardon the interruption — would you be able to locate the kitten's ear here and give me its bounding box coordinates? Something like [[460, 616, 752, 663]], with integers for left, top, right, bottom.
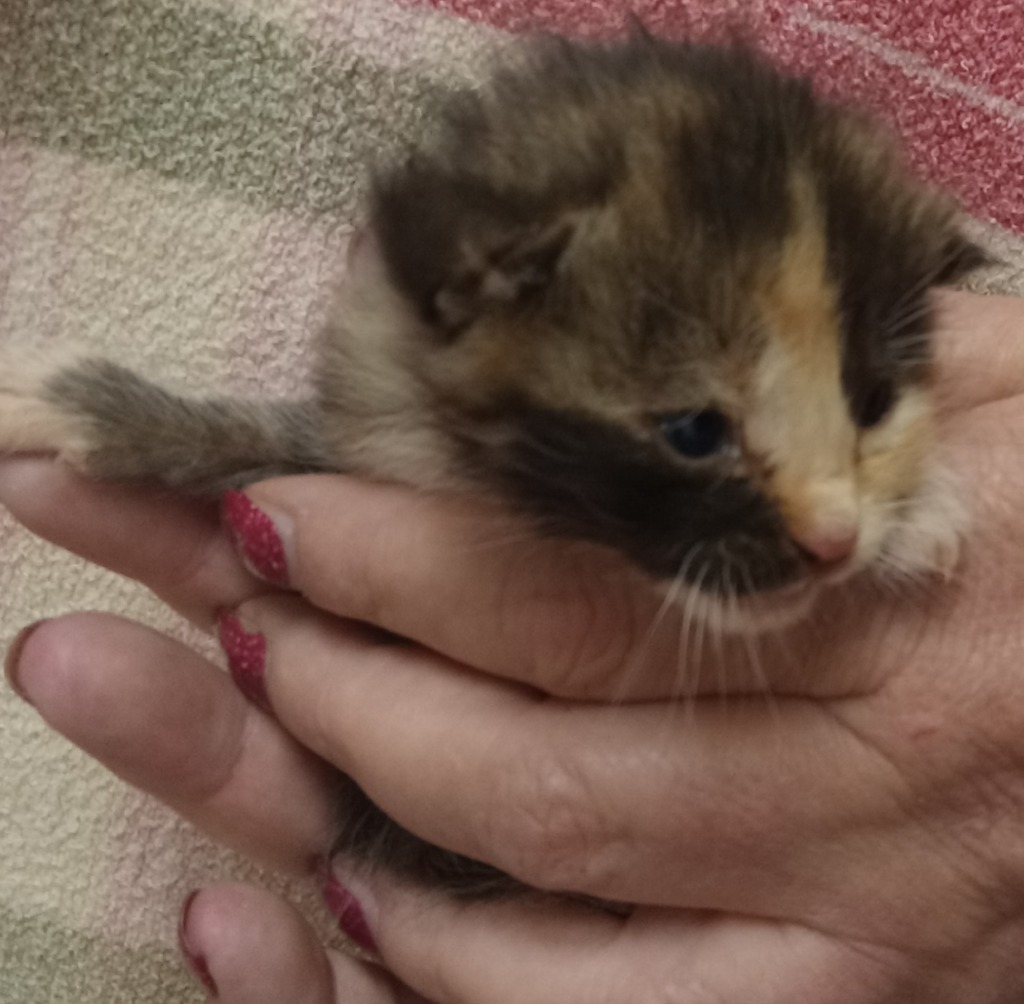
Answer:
[[371, 163, 584, 338], [433, 217, 577, 330]]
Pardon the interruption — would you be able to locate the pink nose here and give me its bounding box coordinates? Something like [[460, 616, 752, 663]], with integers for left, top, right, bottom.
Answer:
[[793, 525, 858, 565]]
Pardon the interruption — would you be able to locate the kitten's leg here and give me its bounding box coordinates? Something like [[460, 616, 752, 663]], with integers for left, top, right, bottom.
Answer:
[[0, 349, 333, 495], [333, 778, 527, 900], [333, 781, 630, 913]]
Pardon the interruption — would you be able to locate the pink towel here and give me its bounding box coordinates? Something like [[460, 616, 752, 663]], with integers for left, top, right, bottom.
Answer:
[[420, 0, 1024, 235]]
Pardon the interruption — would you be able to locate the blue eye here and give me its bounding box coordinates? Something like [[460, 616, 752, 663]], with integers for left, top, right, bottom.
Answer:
[[659, 409, 731, 459]]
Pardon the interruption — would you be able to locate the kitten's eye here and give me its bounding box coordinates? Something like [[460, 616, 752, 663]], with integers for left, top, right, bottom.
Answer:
[[659, 409, 731, 459], [856, 381, 895, 428]]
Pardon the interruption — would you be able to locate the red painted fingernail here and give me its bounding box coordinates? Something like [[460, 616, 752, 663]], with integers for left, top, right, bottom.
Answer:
[[221, 491, 289, 586], [4, 620, 48, 705], [178, 891, 218, 998], [323, 872, 378, 956], [217, 612, 270, 713]]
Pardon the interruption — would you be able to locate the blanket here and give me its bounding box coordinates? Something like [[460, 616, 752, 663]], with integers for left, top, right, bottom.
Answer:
[[0, 1, 1021, 1000]]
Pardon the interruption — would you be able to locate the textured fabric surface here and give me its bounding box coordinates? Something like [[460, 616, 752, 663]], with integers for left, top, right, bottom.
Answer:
[[0, 2, 1021, 1001]]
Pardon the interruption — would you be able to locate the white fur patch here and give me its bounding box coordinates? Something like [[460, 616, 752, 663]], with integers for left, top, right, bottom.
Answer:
[[876, 461, 966, 582]]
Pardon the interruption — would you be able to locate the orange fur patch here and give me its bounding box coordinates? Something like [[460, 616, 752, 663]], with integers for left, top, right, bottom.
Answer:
[[746, 173, 860, 549]]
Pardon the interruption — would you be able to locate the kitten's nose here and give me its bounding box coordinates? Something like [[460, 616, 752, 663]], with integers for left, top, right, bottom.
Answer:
[[792, 524, 859, 566], [782, 479, 860, 567]]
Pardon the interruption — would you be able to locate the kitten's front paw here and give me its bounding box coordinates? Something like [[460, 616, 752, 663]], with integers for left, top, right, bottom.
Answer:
[[0, 346, 94, 466], [882, 464, 966, 582]]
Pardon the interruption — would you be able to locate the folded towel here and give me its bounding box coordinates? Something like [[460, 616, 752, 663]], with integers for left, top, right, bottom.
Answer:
[[1, 1, 1020, 1000]]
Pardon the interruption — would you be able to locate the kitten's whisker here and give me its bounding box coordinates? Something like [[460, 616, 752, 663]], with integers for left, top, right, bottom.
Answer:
[[679, 555, 712, 707], [885, 299, 934, 332], [661, 561, 708, 738], [710, 541, 731, 707], [736, 560, 782, 725], [884, 306, 940, 354], [678, 586, 701, 732], [613, 548, 694, 705], [503, 452, 639, 533], [879, 241, 977, 347]]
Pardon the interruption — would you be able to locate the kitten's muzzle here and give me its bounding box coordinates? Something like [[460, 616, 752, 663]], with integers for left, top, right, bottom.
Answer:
[[779, 478, 861, 568]]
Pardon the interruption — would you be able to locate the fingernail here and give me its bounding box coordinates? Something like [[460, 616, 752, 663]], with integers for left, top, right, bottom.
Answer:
[[221, 491, 290, 586], [178, 891, 218, 998], [323, 871, 379, 957], [4, 620, 47, 704], [217, 612, 270, 713]]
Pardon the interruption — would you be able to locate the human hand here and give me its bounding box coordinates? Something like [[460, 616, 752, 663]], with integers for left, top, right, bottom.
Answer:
[[5, 290, 1024, 1003]]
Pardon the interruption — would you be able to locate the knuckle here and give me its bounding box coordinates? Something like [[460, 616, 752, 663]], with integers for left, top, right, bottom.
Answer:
[[166, 523, 241, 613], [551, 594, 638, 699], [504, 546, 644, 698], [309, 501, 399, 625], [484, 744, 619, 892]]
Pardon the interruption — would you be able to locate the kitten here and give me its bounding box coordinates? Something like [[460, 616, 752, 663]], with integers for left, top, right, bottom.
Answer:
[[0, 33, 984, 897]]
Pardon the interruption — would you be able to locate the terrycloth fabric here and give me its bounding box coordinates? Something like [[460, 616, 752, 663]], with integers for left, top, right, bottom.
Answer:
[[0, 2, 1021, 1001]]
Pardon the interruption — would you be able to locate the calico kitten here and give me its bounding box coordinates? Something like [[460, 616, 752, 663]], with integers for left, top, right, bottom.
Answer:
[[0, 34, 983, 896]]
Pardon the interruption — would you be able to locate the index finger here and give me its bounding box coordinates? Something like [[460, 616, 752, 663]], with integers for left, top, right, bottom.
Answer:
[[0, 455, 261, 627], [0, 454, 686, 698], [242, 474, 722, 701]]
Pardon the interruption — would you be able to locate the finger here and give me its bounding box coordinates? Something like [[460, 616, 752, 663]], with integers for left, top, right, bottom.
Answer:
[[182, 884, 435, 1004], [7, 612, 334, 872], [179, 883, 421, 1004], [325, 868, 878, 1004], [933, 291, 1024, 412], [240, 595, 897, 913], [0, 456, 716, 701], [179, 884, 338, 1003], [179, 884, 433, 1004], [238, 473, 860, 701], [0, 456, 260, 628]]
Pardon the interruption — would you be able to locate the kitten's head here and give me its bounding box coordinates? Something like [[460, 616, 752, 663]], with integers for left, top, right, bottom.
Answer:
[[338, 36, 984, 627]]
